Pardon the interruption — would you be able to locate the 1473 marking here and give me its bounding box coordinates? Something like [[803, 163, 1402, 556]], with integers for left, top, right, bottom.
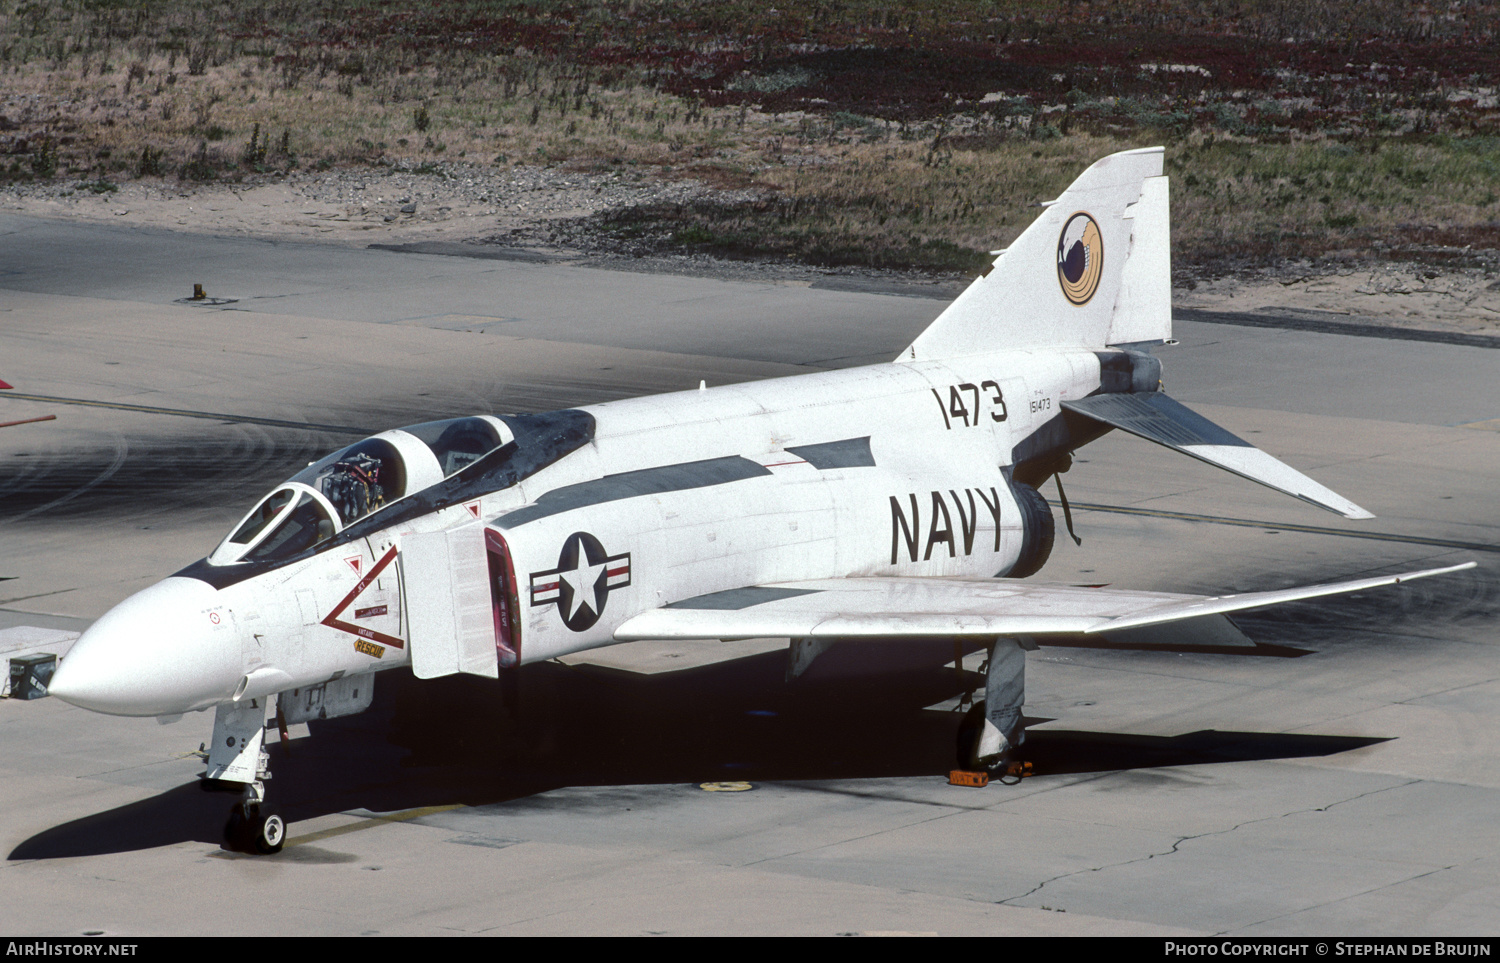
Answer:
[[932, 381, 1007, 430]]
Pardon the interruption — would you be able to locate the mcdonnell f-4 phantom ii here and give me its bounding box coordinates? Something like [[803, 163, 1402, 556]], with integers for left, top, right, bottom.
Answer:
[[48, 147, 1473, 853]]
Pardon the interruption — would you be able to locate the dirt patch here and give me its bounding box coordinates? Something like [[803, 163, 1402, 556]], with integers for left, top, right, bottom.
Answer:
[[0, 162, 736, 249], [1177, 263, 1500, 338]]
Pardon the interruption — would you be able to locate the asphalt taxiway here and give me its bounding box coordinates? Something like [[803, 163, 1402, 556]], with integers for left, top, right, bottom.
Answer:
[[1, 213, 1497, 935]]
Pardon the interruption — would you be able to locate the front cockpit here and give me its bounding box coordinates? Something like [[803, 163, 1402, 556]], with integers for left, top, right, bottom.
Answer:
[[208, 416, 514, 566]]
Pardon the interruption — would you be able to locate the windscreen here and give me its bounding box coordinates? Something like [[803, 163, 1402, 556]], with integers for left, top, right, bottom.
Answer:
[[243, 493, 335, 562], [228, 488, 295, 545], [198, 410, 595, 573]]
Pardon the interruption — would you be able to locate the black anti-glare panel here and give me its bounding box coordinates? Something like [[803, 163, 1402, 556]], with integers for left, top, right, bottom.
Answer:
[[498, 455, 771, 529], [785, 436, 876, 470], [666, 586, 822, 610]]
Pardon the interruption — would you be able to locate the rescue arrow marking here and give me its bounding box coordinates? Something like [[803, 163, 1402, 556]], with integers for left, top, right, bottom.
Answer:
[[322, 545, 404, 649]]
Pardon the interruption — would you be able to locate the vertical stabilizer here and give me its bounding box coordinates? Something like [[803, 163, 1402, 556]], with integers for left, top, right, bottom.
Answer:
[[1107, 173, 1171, 346], [904, 147, 1171, 361]]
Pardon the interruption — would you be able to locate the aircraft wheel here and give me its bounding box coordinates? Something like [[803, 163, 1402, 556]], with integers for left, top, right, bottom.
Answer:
[[955, 701, 986, 769], [981, 748, 1012, 777], [254, 812, 286, 854], [223, 808, 252, 852]]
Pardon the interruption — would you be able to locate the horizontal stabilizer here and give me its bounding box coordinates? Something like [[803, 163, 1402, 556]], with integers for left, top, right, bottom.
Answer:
[[1062, 393, 1374, 519], [614, 563, 1474, 643]]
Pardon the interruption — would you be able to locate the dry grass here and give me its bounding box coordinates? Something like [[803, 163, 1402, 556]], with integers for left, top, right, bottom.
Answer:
[[583, 131, 1500, 272], [3, 0, 1498, 271], [0, 51, 771, 179], [1169, 138, 1500, 263]]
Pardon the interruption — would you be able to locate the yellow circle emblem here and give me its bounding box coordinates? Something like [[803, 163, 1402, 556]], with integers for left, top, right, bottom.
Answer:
[[1057, 212, 1103, 306]]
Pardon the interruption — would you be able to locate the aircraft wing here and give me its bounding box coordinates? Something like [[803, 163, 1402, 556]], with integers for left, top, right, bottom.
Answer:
[[613, 563, 1474, 642]]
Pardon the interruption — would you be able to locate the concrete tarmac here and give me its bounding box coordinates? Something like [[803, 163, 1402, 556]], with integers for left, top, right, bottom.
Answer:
[[0, 214, 1497, 936]]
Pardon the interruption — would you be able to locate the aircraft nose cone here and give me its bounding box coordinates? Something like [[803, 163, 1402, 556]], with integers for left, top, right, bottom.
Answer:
[[50, 577, 242, 716]]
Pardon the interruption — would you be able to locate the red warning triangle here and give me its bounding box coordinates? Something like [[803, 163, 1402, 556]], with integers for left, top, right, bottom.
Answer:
[[465, 501, 481, 519], [322, 547, 404, 649], [0, 379, 12, 390], [345, 556, 363, 577]]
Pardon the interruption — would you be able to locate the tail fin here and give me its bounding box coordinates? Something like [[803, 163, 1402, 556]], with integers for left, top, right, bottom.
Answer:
[[905, 146, 1170, 361]]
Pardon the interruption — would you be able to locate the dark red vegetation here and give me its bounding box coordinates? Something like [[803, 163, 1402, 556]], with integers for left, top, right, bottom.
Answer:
[[218, 2, 1500, 135]]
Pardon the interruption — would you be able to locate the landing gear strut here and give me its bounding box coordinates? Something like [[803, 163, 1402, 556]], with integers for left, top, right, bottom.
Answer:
[[954, 637, 1033, 779], [204, 699, 285, 854]]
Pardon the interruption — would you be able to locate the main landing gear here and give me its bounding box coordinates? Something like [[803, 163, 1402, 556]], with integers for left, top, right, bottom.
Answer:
[[203, 699, 286, 854], [955, 637, 1033, 782]]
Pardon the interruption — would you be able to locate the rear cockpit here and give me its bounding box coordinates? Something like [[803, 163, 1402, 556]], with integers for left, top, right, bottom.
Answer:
[[208, 416, 514, 566]]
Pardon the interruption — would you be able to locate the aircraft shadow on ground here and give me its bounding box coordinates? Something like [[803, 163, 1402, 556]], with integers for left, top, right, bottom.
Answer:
[[10, 642, 1386, 860]]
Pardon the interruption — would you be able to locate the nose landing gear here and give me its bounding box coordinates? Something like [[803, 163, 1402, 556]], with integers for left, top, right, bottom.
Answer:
[[224, 781, 285, 854], [204, 699, 285, 854]]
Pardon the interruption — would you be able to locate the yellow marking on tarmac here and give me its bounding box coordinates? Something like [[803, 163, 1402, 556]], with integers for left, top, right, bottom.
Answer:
[[286, 804, 467, 847], [209, 804, 466, 858], [699, 781, 754, 792], [1458, 418, 1500, 432]]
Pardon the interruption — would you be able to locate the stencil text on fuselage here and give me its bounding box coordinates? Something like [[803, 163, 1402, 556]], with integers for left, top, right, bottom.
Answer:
[[889, 488, 1002, 564]]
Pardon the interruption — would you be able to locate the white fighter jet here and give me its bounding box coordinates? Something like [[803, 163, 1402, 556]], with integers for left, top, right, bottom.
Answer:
[[48, 147, 1472, 853]]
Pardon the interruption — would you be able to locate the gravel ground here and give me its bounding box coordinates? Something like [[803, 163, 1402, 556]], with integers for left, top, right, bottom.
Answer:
[[2, 160, 745, 235], [4, 162, 1499, 329]]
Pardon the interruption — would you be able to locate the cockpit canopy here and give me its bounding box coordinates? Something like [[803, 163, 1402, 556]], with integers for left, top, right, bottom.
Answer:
[[209, 416, 514, 566]]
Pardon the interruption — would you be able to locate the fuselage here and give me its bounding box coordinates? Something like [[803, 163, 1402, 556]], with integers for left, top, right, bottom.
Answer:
[[49, 347, 1113, 717]]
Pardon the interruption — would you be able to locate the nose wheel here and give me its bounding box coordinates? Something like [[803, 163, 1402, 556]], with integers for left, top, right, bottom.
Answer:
[[225, 793, 285, 854]]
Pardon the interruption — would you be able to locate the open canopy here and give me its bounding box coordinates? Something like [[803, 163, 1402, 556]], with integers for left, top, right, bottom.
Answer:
[[207, 416, 514, 566]]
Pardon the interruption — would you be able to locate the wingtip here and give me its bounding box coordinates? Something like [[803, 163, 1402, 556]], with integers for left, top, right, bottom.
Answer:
[[1298, 492, 1374, 520], [1396, 561, 1479, 581]]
